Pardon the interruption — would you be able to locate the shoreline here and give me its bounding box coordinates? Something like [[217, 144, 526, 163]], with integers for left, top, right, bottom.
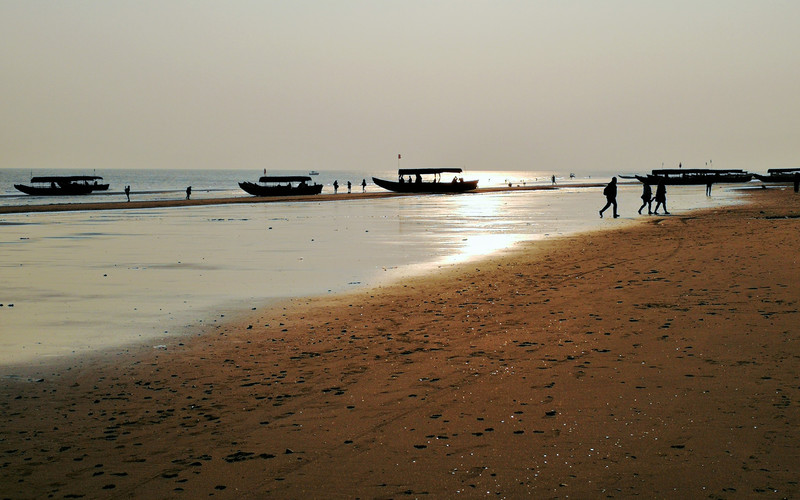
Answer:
[[1, 187, 798, 497], [0, 183, 587, 214]]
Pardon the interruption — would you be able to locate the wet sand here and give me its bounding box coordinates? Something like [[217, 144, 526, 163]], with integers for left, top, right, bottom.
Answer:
[[1, 187, 798, 498], [0, 184, 578, 214]]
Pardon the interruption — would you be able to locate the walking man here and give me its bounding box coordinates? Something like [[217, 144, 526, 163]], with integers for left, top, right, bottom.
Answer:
[[599, 177, 619, 218]]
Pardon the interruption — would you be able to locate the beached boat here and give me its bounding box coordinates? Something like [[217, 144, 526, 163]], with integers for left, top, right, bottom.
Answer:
[[635, 169, 752, 185], [372, 168, 478, 193], [14, 175, 108, 196], [239, 176, 323, 196], [753, 168, 800, 183]]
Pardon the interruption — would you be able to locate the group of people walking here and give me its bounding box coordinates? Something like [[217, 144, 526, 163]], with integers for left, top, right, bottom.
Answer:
[[332, 179, 367, 194], [599, 177, 669, 219]]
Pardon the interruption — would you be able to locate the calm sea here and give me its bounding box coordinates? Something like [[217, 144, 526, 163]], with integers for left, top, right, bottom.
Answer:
[[0, 167, 601, 206]]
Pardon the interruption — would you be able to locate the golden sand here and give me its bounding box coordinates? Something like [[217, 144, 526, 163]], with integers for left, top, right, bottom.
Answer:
[[1, 188, 798, 498]]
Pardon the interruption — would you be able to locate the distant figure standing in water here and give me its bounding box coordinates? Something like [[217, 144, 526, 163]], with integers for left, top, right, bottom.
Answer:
[[653, 179, 669, 215], [599, 177, 619, 218], [347, 180, 352, 193], [124, 185, 131, 202], [551, 175, 556, 185], [362, 178, 367, 192], [333, 180, 339, 194], [638, 182, 652, 215], [186, 186, 191, 200]]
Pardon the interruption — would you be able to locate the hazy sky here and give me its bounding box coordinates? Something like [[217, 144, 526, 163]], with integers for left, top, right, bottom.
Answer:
[[2, 1, 798, 173]]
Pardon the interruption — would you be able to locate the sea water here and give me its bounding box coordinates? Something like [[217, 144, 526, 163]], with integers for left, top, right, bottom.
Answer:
[[0, 175, 743, 369], [0, 167, 601, 206]]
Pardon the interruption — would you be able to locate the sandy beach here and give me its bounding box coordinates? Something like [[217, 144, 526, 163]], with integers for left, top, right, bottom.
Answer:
[[1, 187, 798, 498]]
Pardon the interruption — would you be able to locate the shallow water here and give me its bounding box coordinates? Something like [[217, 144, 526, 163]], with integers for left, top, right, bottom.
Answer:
[[0, 184, 741, 367]]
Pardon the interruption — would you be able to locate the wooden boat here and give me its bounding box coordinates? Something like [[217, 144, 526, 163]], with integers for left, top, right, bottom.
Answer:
[[753, 168, 800, 183], [635, 169, 752, 185], [14, 175, 108, 196], [372, 168, 478, 193], [239, 176, 323, 196]]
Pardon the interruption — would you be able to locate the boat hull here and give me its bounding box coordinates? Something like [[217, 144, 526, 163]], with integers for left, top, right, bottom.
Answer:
[[238, 182, 323, 196], [14, 183, 95, 196], [635, 174, 752, 185], [372, 177, 478, 193]]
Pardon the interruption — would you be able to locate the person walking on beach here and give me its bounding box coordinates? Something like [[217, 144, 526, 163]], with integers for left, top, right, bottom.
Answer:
[[599, 177, 619, 218], [347, 180, 352, 193], [638, 182, 652, 215], [333, 180, 339, 194], [186, 186, 191, 200], [124, 185, 131, 202], [551, 175, 556, 185], [362, 178, 367, 192], [653, 179, 669, 215]]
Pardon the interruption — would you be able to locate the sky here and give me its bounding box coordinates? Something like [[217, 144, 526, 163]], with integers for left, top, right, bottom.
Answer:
[[1, 1, 799, 174]]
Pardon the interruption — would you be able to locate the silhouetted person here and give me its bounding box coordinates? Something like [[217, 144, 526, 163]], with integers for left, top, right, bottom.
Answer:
[[551, 175, 556, 185], [362, 178, 367, 192], [333, 180, 339, 194], [347, 180, 352, 193], [599, 177, 619, 218], [706, 181, 712, 196], [415, 173, 422, 183], [653, 179, 669, 214], [638, 182, 652, 215], [794, 173, 799, 193], [186, 186, 191, 200], [124, 185, 130, 202]]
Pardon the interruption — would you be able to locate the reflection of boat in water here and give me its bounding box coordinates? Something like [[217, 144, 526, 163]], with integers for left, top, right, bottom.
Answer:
[[14, 175, 108, 196], [635, 169, 752, 185], [308, 170, 320, 176], [238, 175, 323, 196], [372, 168, 478, 193], [753, 168, 800, 183]]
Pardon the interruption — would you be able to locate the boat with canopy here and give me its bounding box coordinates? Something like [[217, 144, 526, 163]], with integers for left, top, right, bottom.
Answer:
[[753, 168, 800, 183], [372, 168, 478, 193], [635, 169, 752, 185], [14, 175, 109, 196], [238, 175, 323, 196]]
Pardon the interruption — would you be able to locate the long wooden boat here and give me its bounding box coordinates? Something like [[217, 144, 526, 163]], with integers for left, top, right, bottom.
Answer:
[[372, 168, 478, 193], [753, 168, 800, 183], [635, 169, 752, 185], [239, 175, 323, 196], [14, 175, 108, 196]]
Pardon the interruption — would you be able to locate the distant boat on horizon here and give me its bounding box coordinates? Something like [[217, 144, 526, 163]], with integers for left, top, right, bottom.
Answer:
[[308, 170, 320, 176]]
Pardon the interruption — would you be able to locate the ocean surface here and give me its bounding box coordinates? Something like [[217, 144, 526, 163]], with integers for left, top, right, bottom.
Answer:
[[0, 168, 745, 369], [1, 167, 603, 205]]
